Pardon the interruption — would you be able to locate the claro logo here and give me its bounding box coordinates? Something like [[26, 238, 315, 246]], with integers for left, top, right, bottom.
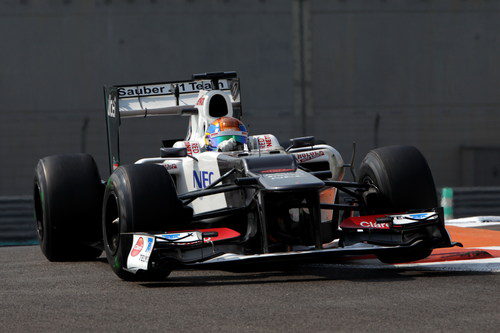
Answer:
[[193, 171, 214, 189], [359, 221, 389, 229], [131, 237, 144, 257]]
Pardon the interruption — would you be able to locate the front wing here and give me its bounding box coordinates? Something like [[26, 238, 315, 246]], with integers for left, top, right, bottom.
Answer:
[[122, 209, 458, 273]]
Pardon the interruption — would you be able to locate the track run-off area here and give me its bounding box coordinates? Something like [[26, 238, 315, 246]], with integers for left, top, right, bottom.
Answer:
[[1, 224, 498, 332]]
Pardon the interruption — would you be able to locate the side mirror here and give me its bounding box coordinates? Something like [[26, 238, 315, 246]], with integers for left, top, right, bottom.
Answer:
[[162, 139, 183, 147], [289, 136, 316, 149], [160, 147, 188, 158]]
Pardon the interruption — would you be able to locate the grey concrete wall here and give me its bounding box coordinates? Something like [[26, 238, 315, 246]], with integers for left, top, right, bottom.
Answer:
[[0, 0, 499, 195], [307, 0, 500, 187], [0, 0, 295, 195]]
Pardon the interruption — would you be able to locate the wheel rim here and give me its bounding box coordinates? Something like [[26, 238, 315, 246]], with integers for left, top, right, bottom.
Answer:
[[360, 175, 386, 213], [361, 175, 378, 190], [104, 192, 120, 255]]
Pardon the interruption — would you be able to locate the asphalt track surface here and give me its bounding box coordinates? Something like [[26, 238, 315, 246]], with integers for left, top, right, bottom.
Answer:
[[1, 241, 499, 333]]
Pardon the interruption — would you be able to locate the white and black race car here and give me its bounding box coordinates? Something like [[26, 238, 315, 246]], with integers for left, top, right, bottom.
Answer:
[[34, 71, 459, 280]]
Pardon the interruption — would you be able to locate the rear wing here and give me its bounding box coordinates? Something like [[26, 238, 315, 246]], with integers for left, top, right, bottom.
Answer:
[[103, 72, 242, 173]]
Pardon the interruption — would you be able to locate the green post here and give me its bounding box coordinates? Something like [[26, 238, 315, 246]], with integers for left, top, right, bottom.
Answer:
[[441, 187, 453, 220]]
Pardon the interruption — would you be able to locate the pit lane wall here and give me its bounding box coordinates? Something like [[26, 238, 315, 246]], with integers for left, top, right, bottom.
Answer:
[[3, 187, 500, 245], [1, 0, 499, 196]]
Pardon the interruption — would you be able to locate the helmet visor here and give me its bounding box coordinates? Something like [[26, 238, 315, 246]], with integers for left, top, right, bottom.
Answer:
[[210, 135, 247, 147]]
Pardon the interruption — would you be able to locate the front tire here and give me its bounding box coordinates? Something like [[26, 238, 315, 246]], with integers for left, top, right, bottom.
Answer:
[[357, 145, 437, 263], [358, 145, 437, 214], [102, 164, 188, 281]]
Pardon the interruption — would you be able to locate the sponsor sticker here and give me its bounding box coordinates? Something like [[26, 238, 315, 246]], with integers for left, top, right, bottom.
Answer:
[[178, 80, 228, 92], [359, 221, 390, 229], [117, 80, 229, 99], [294, 150, 325, 163], [193, 170, 214, 189], [118, 85, 169, 98], [130, 237, 144, 257], [185, 141, 201, 155], [126, 235, 155, 273], [163, 163, 178, 170], [145, 237, 153, 252], [407, 213, 433, 220], [258, 135, 274, 149], [391, 212, 435, 225]]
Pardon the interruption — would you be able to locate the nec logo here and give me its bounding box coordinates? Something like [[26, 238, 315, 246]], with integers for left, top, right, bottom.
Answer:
[[193, 171, 214, 189]]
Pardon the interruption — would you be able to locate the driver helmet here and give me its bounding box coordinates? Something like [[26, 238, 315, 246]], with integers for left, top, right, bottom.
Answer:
[[205, 117, 248, 151]]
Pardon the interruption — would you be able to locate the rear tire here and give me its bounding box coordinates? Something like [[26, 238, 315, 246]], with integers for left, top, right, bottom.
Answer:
[[102, 164, 188, 281], [357, 145, 437, 263], [34, 154, 103, 261]]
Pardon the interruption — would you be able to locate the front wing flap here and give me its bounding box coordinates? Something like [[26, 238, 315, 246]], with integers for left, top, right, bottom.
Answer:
[[340, 208, 454, 248]]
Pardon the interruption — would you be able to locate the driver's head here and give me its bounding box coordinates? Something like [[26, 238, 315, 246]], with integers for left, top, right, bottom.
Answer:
[[205, 117, 248, 151]]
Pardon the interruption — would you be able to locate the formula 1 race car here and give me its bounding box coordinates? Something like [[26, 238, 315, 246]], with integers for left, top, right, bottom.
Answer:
[[34, 71, 459, 280]]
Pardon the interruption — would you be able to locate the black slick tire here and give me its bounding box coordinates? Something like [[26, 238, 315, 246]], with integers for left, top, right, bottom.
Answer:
[[102, 164, 187, 281], [34, 154, 103, 261], [357, 145, 437, 263], [358, 145, 437, 214]]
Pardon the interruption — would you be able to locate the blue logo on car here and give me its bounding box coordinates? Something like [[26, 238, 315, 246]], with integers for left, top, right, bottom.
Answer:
[[159, 233, 181, 239], [409, 213, 430, 220], [145, 237, 153, 252], [193, 171, 214, 189]]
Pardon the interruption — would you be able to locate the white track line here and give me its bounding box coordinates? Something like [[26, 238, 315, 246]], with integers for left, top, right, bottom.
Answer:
[[394, 258, 500, 272], [314, 258, 500, 273], [446, 216, 500, 228], [472, 246, 500, 251], [447, 222, 500, 228]]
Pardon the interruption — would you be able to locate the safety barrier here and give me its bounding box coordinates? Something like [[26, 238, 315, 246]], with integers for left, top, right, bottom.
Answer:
[[1, 187, 500, 244], [0, 196, 37, 245], [439, 187, 500, 219]]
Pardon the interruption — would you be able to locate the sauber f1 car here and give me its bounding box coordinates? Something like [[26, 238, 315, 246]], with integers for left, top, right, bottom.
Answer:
[[34, 71, 459, 280]]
